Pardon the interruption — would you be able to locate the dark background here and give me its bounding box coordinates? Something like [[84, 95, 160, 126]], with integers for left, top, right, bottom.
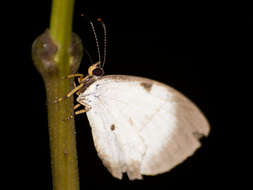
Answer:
[[3, 1, 240, 190]]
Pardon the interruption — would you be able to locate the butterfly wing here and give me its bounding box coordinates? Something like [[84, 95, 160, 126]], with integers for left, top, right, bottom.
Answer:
[[77, 75, 210, 180]]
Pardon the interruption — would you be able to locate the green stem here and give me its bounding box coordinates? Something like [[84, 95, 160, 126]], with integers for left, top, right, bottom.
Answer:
[[50, 0, 75, 73], [48, 0, 79, 190], [46, 76, 80, 190], [32, 0, 82, 189]]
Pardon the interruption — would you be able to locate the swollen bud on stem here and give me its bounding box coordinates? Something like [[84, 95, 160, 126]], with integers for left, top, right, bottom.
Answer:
[[32, 29, 83, 79], [32, 29, 58, 77]]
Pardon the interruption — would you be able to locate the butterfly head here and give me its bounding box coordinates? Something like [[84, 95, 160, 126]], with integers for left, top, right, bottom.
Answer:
[[88, 62, 104, 77]]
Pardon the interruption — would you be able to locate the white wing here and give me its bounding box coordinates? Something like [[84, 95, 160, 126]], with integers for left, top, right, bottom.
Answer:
[[77, 75, 210, 180]]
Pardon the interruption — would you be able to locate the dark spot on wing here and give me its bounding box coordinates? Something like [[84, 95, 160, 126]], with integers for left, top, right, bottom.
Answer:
[[140, 82, 153, 92], [193, 131, 205, 140], [110, 124, 115, 131]]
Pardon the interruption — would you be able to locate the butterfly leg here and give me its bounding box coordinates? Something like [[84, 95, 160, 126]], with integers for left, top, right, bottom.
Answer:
[[68, 103, 90, 119], [55, 74, 92, 103], [73, 80, 81, 96], [74, 103, 81, 110], [75, 108, 90, 115], [74, 103, 91, 113], [75, 102, 91, 114], [67, 73, 90, 84], [67, 73, 84, 79], [68, 73, 92, 97], [54, 74, 84, 103], [64, 103, 91, 120], [53, 82, 84, 103], [67, 83, 85, 98]]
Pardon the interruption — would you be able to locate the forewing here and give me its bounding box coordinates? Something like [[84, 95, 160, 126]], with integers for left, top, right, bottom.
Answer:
[[78, 75, 210, 180]]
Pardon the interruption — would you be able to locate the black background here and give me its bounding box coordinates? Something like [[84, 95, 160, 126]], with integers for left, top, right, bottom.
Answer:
[[3, 1, 239, 190]]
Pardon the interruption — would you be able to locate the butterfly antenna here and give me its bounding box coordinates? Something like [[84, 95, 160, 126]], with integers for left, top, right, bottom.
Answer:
[[89, 19, 102, 66], [83, 47, 94, 65], [97, 18, 107, 68]]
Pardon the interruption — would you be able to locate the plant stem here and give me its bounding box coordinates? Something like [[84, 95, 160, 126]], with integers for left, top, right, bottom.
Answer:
[[50, 0, 74, 73], [32, 0, 82, 189], [46, 76, 80, 190], [49, 0, 79, 190]]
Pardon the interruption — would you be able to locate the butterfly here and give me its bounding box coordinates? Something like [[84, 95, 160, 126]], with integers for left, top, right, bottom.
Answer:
[[67, 18, 210, 180]]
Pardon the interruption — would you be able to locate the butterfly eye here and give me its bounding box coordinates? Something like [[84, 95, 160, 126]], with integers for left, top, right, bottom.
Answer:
[[92, 67, 104, 76]]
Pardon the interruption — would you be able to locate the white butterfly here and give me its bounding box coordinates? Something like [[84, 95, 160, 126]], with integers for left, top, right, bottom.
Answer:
[[67, 19, 210, 180], [68, 62, 210, 180]]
